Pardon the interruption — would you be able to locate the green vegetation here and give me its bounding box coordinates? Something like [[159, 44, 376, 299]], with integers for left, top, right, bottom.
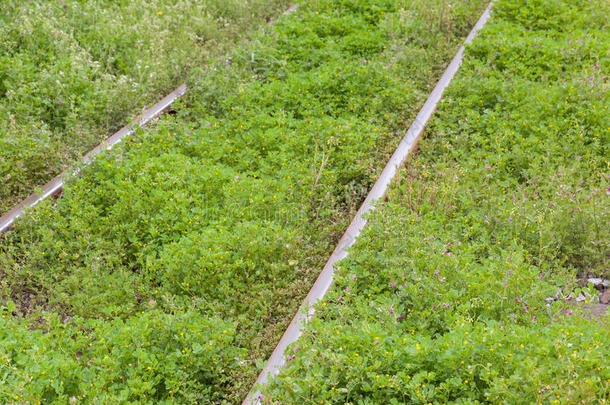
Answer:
[[263, 0, 610, 403], [0, 0, 290, 213], [0, 0, 488, 402]]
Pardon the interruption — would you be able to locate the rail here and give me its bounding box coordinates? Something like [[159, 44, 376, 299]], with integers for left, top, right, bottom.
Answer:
[[242, 2, 495, 403]]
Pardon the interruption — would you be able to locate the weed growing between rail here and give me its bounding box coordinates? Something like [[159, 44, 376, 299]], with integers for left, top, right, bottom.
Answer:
[[263, 0, 609, 403], [0, 0, 488, 403], [0, 0, 290, 214]]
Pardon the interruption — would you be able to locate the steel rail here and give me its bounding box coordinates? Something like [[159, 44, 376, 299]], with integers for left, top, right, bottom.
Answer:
[[0, 3, 300, 234], [0, 83, 187, 233], [243, 2, 495, 403]]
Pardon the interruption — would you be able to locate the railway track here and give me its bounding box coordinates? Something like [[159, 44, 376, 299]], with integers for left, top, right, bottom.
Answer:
[[242, 2, 495, 403], [0, 2, 504, 402], [249, 0, 610, 401], [2, 0, 606, 402], [0, 84, 187, 234], [0, 5, 300, 235]]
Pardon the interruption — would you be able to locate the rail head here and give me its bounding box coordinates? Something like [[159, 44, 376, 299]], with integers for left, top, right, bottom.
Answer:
[[0, 83, 187, 234], [0, 3, 298, 234], [242, 2, 495, 403]]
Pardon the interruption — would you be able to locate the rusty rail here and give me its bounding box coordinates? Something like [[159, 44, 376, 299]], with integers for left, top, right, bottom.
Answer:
[[242, 2, 495, 403], [0, 83, 187, 233], [0, 3, 301, 234]]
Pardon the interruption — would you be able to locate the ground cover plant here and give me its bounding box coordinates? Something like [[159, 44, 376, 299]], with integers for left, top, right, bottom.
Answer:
[[0, 0, 290, 214], [262, 0, 610, 403], [0, 0, 489, 402]]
